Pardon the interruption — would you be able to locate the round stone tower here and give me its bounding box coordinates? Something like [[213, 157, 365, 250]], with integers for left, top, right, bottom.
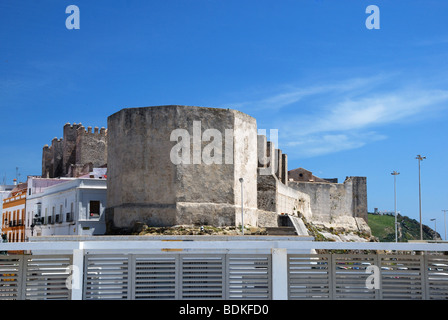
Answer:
[[105, 105, 258, 234]]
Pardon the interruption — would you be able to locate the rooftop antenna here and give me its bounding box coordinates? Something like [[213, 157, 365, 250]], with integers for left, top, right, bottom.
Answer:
[[16, 167, 21, 184]]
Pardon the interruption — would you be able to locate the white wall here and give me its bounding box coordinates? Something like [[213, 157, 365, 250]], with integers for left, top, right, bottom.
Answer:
[[26, 178, 107, 239]]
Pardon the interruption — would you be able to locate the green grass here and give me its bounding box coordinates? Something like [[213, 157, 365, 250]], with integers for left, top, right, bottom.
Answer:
[[368, 214, 396, 241], [367, 213, 439, 242]]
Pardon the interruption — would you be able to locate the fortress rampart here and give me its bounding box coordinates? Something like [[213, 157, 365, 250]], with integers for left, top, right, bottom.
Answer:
[[42, 123, 107, 178], [41, 105, 369, 237], [105, 105, 259, 233]]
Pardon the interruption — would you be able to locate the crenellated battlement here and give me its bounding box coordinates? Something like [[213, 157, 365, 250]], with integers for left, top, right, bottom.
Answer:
[[77, 125, 108, 136], [42, 122, 108, 178], [64, 122, 82, 127], [257, 133, 288, 184], [63, 122, 83, 136]]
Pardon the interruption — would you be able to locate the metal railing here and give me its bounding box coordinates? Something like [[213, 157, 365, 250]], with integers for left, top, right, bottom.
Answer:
[[288, 253, 448, 300], [0, 236, 447, 300]]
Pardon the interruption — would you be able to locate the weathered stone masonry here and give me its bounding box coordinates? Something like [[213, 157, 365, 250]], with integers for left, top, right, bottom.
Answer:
[[42, 123, 107, 178], [42, 105, 370, 237], [105, 105, 259, 233], [288, 174, 368, 232]]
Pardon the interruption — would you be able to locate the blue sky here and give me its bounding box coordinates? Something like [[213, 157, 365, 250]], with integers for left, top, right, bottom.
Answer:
[[1, 1, 448, 236]]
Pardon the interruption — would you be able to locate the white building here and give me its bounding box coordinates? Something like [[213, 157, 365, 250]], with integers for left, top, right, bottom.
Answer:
[[25, 177, 107, 239]]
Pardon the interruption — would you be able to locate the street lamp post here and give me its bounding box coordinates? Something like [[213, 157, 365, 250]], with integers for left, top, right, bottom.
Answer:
[[442, 210, 448, 241], [239, 178, 244, 235], [416, 155, 426, 240], [391, 171, 400, 242]]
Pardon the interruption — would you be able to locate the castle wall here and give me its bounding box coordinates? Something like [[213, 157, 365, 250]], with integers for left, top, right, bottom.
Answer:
[[288, 180, 351, 222], [277, 182, 300, 215], [50, 138, 63, 178], [257, 167, 312, 223], [350, 176, 368, 222], [256, 134, 308, 227], [42, 123, 107, 178], [294, 190, 313, 221], [106, 106, 178, 225], [257, 174, 277, 213], [287, 176, 368, 231], [281, 154, 288, 184], [63, 123, 82, 176], [76, 125, 107, 170], [42, 145, 52, 178], [106, 105, 258, 233], [40, 107, 369, 236], [275, 149, 282, 183], [233, 110, 258, 227], [256, 135, 279, 216]]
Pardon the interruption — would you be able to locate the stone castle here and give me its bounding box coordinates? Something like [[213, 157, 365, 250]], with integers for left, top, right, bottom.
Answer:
[[41, 105, 370, 238], [42, 123, 107, 178]]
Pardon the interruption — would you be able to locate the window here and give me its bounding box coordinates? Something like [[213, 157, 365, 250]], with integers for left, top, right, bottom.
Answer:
[[89, 201, 100, 219], [3, 212, 8, 228], [49, 206, 55, 224], [66, 202, 74, 222]]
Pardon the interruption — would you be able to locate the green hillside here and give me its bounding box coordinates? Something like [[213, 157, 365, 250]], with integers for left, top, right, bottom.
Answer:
[[367, 213, 441, 242]]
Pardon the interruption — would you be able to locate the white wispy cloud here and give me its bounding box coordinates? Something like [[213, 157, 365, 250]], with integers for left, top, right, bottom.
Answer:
[[229, 74, 390, 112], [294, 88, 448, 136], [227, 76, 448, 158], [285, 132, 387, 158]]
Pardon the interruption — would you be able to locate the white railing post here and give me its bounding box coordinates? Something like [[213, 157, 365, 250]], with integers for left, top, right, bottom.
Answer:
[[271, 248, 288, 300], [70, 244, 84, 300]]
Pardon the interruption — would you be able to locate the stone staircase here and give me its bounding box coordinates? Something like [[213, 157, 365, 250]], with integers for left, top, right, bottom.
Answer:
[[265, 226, 297, 236], [264, 214, 309, 236]]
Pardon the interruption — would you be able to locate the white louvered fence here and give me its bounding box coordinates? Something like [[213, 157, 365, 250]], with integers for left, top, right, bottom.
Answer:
[[0, 236, 447, 300]]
